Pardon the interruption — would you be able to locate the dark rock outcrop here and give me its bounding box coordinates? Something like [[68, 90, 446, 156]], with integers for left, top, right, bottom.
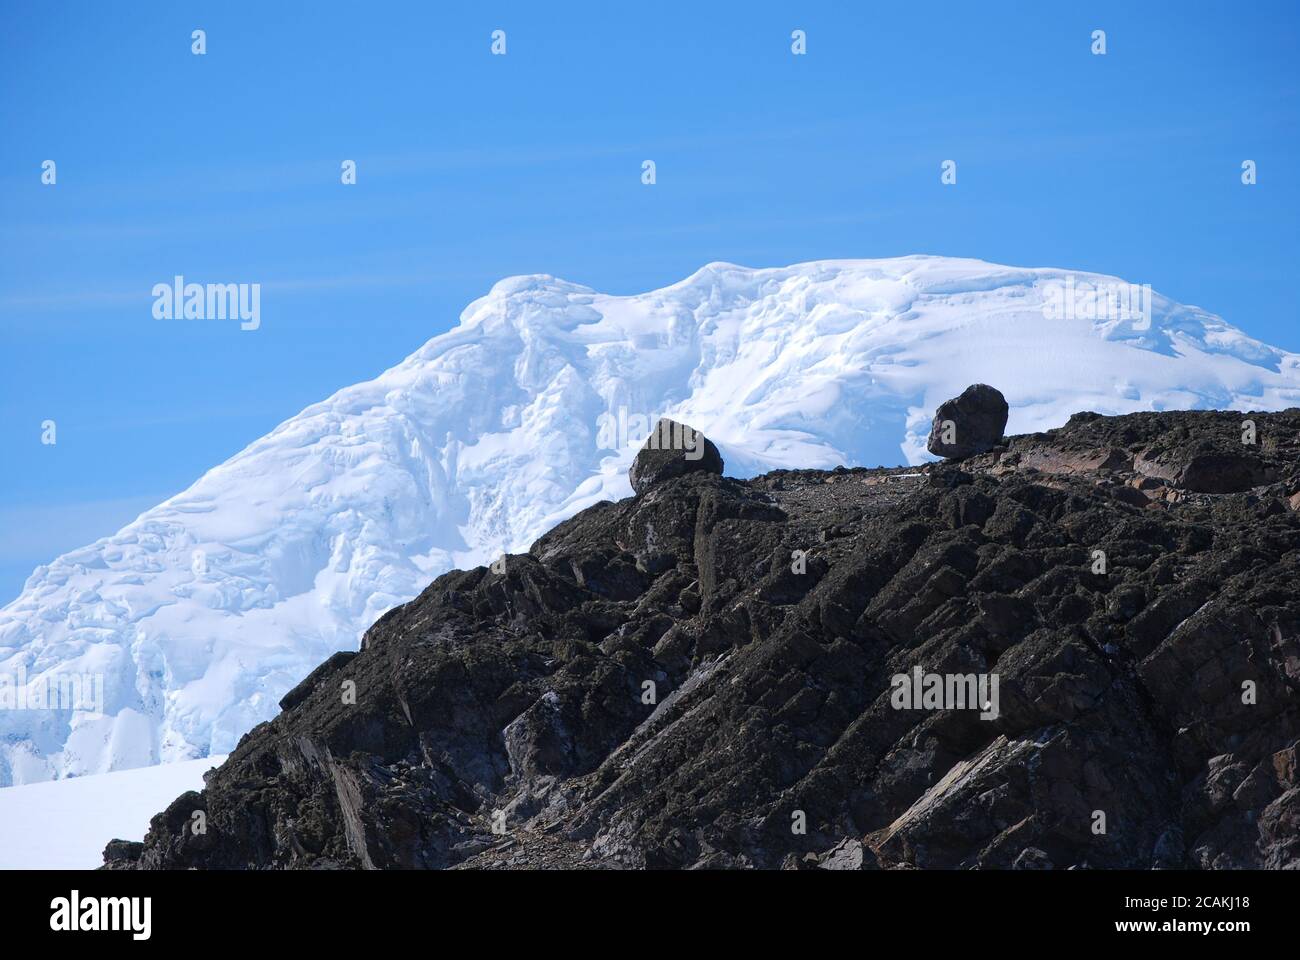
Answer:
[[628, 418, 723, 495], [279, 650, 358, 712], [927, 384, 1010, 459], [105, 407, 1300, 870], [100, 839, 143, 870]]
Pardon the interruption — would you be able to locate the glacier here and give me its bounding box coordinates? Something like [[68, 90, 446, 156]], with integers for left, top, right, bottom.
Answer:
[[3, 255, 1300, 786]]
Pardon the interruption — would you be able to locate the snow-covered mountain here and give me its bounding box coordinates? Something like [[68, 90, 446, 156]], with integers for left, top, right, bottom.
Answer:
[[4, 255, 1300, 786]]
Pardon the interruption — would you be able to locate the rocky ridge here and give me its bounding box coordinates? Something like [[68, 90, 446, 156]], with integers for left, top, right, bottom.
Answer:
[[105, 402, 1300, 870], [12, 255, 1300, 788]]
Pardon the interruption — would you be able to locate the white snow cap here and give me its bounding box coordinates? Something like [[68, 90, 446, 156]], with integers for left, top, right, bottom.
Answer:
[[3, 255, 1298, 785]]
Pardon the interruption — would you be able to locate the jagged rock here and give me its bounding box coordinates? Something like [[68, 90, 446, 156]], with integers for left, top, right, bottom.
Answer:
[[628, 419, 723, 495], [817, 838, 878, 870], [100, 839, 143, 869], [279, 650, 358, 711], [1012, 847, 1053, 870], [503, 690, 575, 781], [1136, 442, 1275, 494], [927, 384, 1009, 460], [104, 407, 1300, 871], [1178, 452, 1273, 493]]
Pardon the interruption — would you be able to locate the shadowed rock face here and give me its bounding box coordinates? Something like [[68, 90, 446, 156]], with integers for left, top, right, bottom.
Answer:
[[106, 409, 1300, 870], [627, 418, 724, 495], [928, 384, 1010, 460]]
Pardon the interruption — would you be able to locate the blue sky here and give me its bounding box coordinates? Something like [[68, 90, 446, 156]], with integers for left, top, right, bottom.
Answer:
[[1, 0, 1297, 600]]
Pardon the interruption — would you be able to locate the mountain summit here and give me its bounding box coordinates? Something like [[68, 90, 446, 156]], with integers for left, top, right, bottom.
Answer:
[[4, 256, 1300, 785]]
